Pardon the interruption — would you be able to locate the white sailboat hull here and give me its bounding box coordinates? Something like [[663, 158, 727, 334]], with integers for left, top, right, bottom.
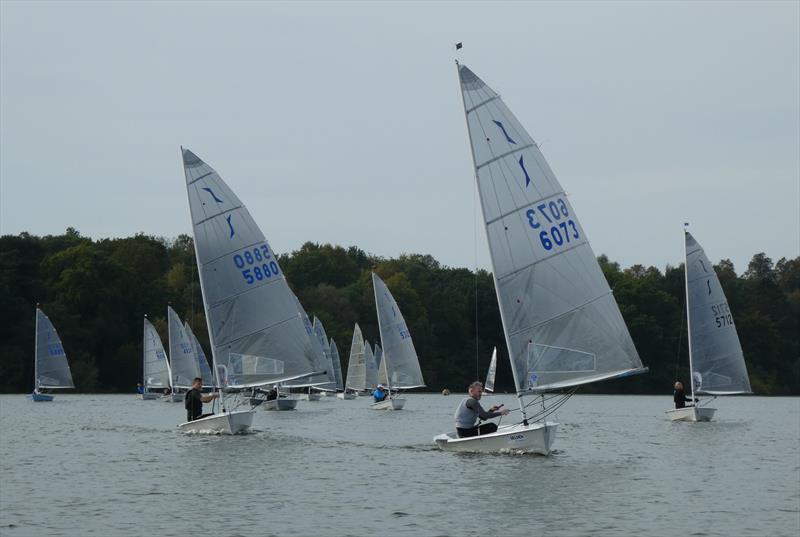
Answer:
[[162, 393, 183, 403], [665, 406, 716, 422], [337, 392, 356, 400], [370, 397, 406, 410], [434, 421, 558, 455], [262, 398, 298, 411], [138, 393, 160, 400], [178, 410, 255, 434], [305, 393, 322, 401]]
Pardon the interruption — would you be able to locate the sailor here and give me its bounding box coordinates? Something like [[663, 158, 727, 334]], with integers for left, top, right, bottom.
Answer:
[[185, 377, 219, 421], [454, 381, 509, 438], [673, 381, 695, 409], [372, 384, 388, 402], [266, 385, 279, 401]]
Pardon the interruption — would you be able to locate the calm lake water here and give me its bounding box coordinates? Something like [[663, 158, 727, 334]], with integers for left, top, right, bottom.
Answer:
[[0, 394, 798, 536]]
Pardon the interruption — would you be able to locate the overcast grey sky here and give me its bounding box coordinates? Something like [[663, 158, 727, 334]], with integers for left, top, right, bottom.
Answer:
[[2, 0, 798, 274]]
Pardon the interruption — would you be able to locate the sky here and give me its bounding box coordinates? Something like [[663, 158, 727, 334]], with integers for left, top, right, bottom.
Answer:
[[1, 0, 798, 274]]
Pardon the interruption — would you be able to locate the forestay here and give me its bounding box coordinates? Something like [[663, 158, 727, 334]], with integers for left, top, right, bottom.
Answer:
[[143, 317, 171, 391], [329, 338, 344, 391], [185, 322, 216, 387], [167, 306, 201, 388], [181, 148, 319, 388], [685, 231, 751, 394], [35, 308, 74, 389], [485, 347, 497, 393], [345, 324, 366, 391], [372, 273, 425, 389], [457, 64, 645, 395]]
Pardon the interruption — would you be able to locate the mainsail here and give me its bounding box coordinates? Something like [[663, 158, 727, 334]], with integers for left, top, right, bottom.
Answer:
[[372, 273, 425, 389], [181, 148, 320, 388], [143, 317, 171, 391], [364, 341, 378, 390], [685, 231, 751, 395], [345, 324, 366, 391], [329, 338, 344, 391], [485, 347, 498, 393], [35, 308, 74, 389], [457, 63, 645, 395], [313, 317, 338, 387], [167, 306, 200, 388], [185, 321, 216, 387]]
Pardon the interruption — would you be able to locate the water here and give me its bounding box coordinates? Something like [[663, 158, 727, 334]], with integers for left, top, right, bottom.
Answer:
[[1, 394, 798, 536]]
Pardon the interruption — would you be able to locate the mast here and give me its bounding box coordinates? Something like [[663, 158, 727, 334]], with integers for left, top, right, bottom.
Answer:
[[683, 224, 696, 400], [181, 147, 223, 413], [454, 60, 530, 424], [142, 315, 147, 392], [34, 305, 39, 393], [372, 273, 390, 398]]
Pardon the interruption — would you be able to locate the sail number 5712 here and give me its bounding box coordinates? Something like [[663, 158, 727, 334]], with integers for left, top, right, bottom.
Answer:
[[525, 198, 579, 251]]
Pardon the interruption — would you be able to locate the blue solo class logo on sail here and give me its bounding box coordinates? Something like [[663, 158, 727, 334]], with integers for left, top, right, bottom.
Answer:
[[525, 197, 580, 252], [233, 243, 280, 285]]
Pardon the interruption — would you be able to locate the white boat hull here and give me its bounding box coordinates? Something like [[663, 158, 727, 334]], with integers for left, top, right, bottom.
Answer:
[[665, 406, 716, 422], [262, 398, 298, 411], [434, 421, 558, 455], [305, 393, 322, 401], [161, 393, 183, 403], [178, 410, 255, 434], [370, 397, 406, 410], [336, 392, 356, 400], [138, 392, 160, 400]]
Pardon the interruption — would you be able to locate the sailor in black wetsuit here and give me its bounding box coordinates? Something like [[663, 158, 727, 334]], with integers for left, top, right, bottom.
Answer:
[[673, 381, 694, 409], [185, 377, 219, 421]]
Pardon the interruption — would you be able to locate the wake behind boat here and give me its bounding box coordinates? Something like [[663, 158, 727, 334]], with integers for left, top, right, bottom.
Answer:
[[666, 227, 752, 422], [435, 61, 646, 454]]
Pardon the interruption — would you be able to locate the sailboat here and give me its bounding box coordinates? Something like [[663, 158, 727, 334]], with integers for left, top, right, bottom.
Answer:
[[484, 347, 497, 393], [434, 62, 647, 454], [178, 148, 323, 433], [364, 341, 378, 394], [283, 302, 333, 401], [666, 228, 752, 422], [370, 272, 425, 410], [185, 321, 216, 389], [312, 317, 338, 396], [141, 316, 171, 400], [341, 324, 365, 398], [329, 338, 352, 399], [165, 305, 198, 402], [32, 307, 74, 401]]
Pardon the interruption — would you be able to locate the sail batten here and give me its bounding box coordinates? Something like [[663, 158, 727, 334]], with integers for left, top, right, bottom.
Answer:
[[457, 63, 644, 394]]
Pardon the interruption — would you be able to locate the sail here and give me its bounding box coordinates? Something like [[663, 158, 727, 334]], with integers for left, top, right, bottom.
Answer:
[[485, 347, 498, 393], [364, 341, 378, 390], [372, 273, 425, 389], [313, 317, 337, 386], [185, 322, 216, 387], [457, 64, 645, 394], [377, 347, 389, 386], [281, 297, 334, 388], [345, 324, 366, 391], [167, 306, 201, 388], [329, 338, 344, 391], [143, 317, 171, 390], [181, 148, 319, 388], [35, 308, 74, 389], [685, 231, 751, 394]]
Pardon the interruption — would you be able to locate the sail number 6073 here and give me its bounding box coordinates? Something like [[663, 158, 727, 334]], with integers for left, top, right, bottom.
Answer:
[[525, 198, 580, 251]]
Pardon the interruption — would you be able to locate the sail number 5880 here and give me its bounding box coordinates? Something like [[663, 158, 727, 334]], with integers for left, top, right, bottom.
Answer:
[[525, 198, 579, 251], [233, 244, 280, 285]]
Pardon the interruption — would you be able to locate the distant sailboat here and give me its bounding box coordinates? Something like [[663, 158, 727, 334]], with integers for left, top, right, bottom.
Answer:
[[178, 148, 322, 433], [434, 63, 646, 453], [666, 228, 752, 422], [342, 324, 366, 397], [141, 316, 171, 400], [329, 338, 352, 399], [283, 301, 333, 400], [364, 341, 378, 393], [32, 307, 74, 402], [165, 305, 197, 402], [184, 321, 216, 388], [312, 317, 338, 395], [370, 272, 425, 410], [484, 347, 497, 393]]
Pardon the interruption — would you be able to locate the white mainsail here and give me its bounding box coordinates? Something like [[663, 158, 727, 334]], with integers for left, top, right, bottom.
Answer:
[[181, 148, 320, 389], [329, 338, 344, 391], [185, 321, 216, 387], [312, 317, 337, 387], [685, 231, 751, 395], [457, 63, 645, 396], [364, 341, 378, 390], [167, 306, 201, 388], [345, 324, 366, 391], [143, 317, 171, 391], [372, 272, 425, 389], [485, 347, 498, 393], [34, 308, 74, 389]]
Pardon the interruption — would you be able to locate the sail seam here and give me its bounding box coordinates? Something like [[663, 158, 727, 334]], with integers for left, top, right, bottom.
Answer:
[[187, 171, 214, 184], [507, 289, 612, 338], [495, 240, 588, 281], [466, 95, 500, 114], [214, 313, 299, 349], [477, 144, 534, 170], [194, 206, 243, 228], [200, 238, 271, 266], [207, 276, 284, 309], [484, 190, 568, 226]]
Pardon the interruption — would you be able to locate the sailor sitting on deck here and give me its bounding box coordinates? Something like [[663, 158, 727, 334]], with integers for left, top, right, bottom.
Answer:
[[185, 377, 219, 421], [455, 381, 509, 438], [673, 381, 696, 409], [373, 384, 388, 402]]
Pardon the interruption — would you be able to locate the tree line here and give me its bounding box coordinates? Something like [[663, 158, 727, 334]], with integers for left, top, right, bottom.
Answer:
[[1, 229, 797, 395]]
